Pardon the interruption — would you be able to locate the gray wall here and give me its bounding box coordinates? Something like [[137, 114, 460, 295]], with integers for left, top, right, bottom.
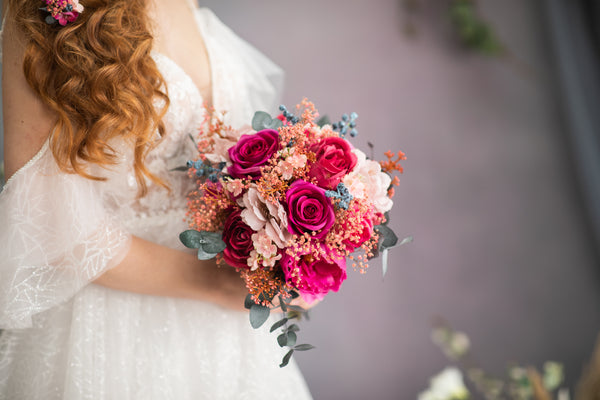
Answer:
[[199, 0, 600, 398]]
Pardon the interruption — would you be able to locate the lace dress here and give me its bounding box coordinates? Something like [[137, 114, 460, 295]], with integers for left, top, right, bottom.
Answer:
[[0, 8, 312, 400]]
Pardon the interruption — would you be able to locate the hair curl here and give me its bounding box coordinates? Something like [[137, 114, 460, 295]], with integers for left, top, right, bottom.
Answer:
[[8, 0, 169, 196]]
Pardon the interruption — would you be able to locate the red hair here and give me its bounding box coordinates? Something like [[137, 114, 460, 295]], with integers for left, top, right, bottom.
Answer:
[[8, 0, 169, 195]]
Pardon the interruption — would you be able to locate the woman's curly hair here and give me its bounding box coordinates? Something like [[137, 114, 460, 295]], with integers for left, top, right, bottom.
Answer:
[[8, 0, 169, 196]]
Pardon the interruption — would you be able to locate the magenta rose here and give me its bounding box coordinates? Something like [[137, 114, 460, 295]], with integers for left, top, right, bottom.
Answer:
[[222, 209, 254, 269], [308, 137, 358, 189], [228, 129, 280, 180], [281, 249, 347, 302], [342, 217, 374, 251], [285, 180, 335, 240]]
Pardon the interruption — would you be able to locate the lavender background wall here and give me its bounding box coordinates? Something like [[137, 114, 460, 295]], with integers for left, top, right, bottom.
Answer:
[[198, 0, 600, 398]]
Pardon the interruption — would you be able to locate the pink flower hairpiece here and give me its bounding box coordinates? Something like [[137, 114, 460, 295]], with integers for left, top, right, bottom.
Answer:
[[41, 0, 84, 26]]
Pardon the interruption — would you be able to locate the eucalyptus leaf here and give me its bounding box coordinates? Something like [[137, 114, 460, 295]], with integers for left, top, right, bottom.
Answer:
[[244, 294, 255, 310], [170, 165, 189, 172], [375, 225, 399, 250], [294, 344, 315, 351], [382, 248, 389, 278], [316, 115, 331, 127], [287, 305, 307, 313], [249, 304, 270, 329], [197, 248, 218, 260], [286, 324, 300, 333], [277, 333, 288, 347], [179, 230, 205, 249], [202, 238, 226, 254], [252, 111, 283, 131], [278, 295, 287, 313], [286, 331, 297, 347], [279, 349, 294, 368], [399, 236, 414, 246], [270, 318, 289, 333], [290, 291, 300, 299]]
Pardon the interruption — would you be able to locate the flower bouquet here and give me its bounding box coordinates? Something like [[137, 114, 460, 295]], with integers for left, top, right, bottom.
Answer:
[[179, 99, 408, 366]]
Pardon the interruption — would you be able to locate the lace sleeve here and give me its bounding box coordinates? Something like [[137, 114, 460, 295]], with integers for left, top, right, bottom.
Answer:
[[0, 143, 131, 329]]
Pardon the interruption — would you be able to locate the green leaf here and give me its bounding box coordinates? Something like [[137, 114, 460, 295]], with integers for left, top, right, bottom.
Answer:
[[287, 305, 306, 313], [279, 349, 294, 368], [179, 230, 205, 249], [294, 344, 315, 351], [244, 294, 255, 310], [286, 331, 297, 347], [316, 115, 331, 127], [286, 324, 300, 333], [375, 225, 399, 250], [270, 318, 289, 333], [277, 333, 288, 347], [249, 304, 270, 329], [201, 238, 226, 254], [290, 291, 300, 299], [252, 111, 283, 131], [399, 235, 413, 246], [278, 295, 287, 313], [197, 248, 219, 260], [382, 248, 389, 278], [170, 165, 189, 172]]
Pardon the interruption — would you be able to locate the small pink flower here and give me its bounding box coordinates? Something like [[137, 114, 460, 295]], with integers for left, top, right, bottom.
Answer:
[[225, 179, 244, 197], [252, 230, 278, 258], [278, 160, 295, 180]]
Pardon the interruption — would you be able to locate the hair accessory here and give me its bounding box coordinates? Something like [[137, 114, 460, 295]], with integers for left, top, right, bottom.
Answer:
[[41, 0, 84, 26]]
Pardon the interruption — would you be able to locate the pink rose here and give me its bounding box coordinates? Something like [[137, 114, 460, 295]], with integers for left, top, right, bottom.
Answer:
[[285, 180, 335, 240], [227, 129, 280, 180], [308, 137, 358, 189], [281, 249, 347, 302], [342, 216, 374, 251], [222, 209, 254, 269]]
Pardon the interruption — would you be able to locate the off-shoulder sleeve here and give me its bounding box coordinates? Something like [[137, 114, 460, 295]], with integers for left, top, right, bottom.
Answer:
[[0, 143, 131, 329]]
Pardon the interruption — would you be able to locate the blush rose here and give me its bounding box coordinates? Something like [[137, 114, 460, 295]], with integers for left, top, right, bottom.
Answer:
[[308, 137, 358, 189], [285, 180, 335, 240], [227, 129, 280, 180], [222, 209, 254, 269]]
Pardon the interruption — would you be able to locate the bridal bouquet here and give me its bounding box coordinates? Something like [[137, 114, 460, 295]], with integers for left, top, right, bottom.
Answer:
[[180, 99, 407, 366]]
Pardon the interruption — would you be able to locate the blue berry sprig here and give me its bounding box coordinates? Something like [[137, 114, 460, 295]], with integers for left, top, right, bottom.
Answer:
[[186, 160, 227, 182], [332, 112, 358, 138], [279, 105, 300, 124]]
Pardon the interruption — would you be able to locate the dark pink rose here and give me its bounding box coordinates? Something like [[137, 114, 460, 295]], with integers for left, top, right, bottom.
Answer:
[[281, 249, 347, 302], [222, 209, 254, 269], [285, 180, 335, 240], [342, 217, 374, 251], [308, 137, 358, 189], [340, 203, 374, 251], [228, 129, 280, 180]]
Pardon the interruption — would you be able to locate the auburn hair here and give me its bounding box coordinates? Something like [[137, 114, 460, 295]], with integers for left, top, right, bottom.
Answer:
[[8, 0, 169, 196]]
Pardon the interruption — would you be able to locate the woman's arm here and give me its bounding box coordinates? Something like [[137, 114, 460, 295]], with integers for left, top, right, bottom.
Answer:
[[94, 236, 248, 311]]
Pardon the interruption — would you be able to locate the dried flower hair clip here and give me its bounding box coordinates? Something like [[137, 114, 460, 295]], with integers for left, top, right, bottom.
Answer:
[[41, 0, 84, 26]]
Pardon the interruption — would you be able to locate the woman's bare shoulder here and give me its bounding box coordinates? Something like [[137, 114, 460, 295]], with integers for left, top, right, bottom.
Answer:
[[2, 13, 55, 181]]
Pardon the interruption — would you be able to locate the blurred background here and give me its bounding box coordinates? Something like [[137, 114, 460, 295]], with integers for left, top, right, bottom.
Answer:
[[197, 0, 600, 398]]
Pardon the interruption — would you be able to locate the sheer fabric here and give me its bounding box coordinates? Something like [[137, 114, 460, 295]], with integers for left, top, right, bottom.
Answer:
[[0, 8, 311, 399]]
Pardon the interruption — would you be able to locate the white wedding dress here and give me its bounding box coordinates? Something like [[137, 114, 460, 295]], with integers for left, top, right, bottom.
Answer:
[[0, 7, 312, 400]]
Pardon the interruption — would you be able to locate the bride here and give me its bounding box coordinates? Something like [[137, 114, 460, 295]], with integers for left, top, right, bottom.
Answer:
[[0, 0, 312, 398]]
